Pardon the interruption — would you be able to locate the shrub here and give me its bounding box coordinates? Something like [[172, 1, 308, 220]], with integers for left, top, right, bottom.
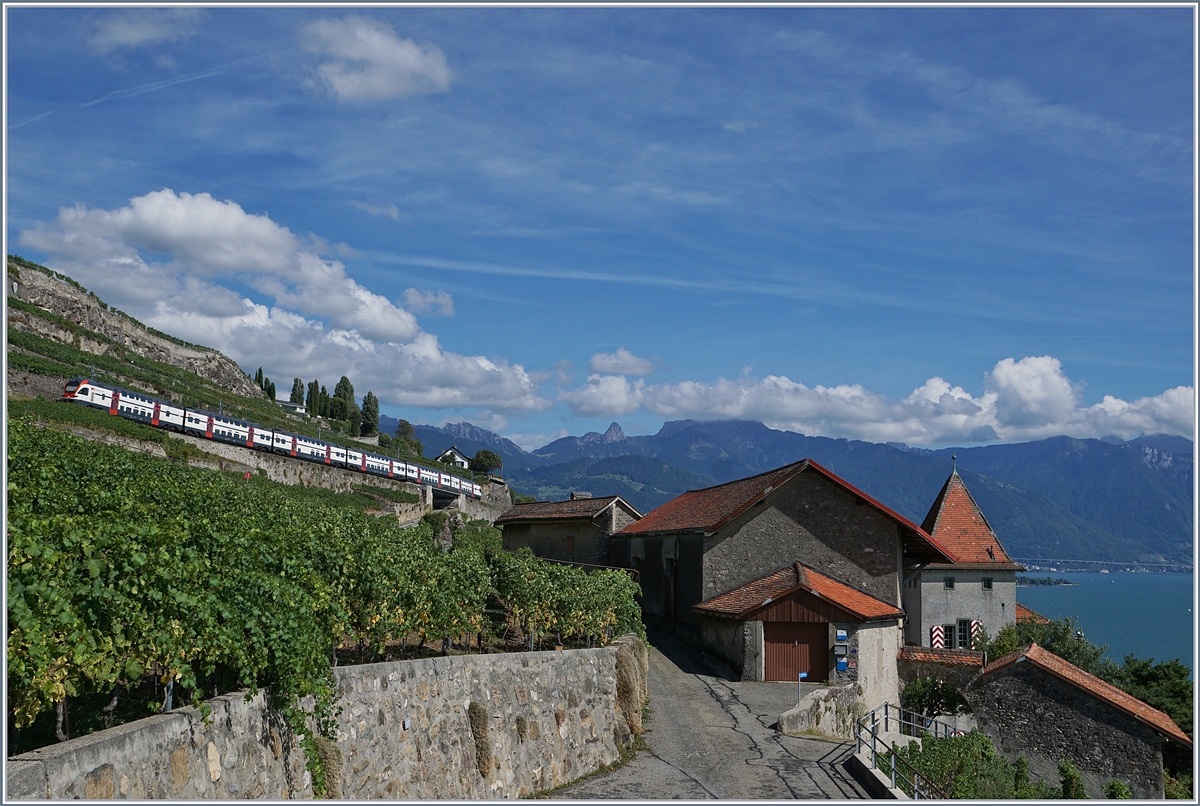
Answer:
[[1103, 779, 1132, 799], [901, 676, 969, 717], [1059, 759, 1086, 798]]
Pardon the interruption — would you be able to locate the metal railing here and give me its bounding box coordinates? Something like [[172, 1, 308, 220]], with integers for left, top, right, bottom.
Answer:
[[855, 703, 954, 799]]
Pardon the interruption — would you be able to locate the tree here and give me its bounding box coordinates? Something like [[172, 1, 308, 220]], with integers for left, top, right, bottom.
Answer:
[[984, 616, 1106, 674], [254, 367, 264, 387], [397, 420, 416, 440], [1059, 760, 1086, 798], [361, 392, 379, 437], [319, 385, 331, 418], [470, 450, 503, 474], [290, 378, 305, 405], [900, 676, 968, 717], [306, 380, 320, 417], [347, 400, 362, 437], [333, 376, 355, 405], [267, 380, 276, 401]]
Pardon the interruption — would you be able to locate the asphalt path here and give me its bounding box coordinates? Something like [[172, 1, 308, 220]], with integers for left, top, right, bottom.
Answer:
[[553, 629, 870, 800]]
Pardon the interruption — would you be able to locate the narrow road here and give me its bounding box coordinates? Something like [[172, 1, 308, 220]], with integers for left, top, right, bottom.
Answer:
[[553, 630, 870, 799]]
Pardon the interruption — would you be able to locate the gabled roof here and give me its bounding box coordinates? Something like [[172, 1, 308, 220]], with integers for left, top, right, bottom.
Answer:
[[615, 459, 957, 564], [693, 560, 905, 622], [920, 470, 1023, 570], [438, 445, 471, 460], [495, 495, 642, 525], [1015, 603, 1050, 624], [975, 643, 1192, 747], [898, 647, 984, 667]]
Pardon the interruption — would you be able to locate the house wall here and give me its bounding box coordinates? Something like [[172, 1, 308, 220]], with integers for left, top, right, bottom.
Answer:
[[501, 521, 609, 566], [701, 473, 904, 609], [966, 662, 1166, 799], [916, 570, 1016, 647]]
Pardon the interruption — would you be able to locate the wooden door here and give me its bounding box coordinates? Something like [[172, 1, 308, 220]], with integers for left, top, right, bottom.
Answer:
[[763, 622, 828, 682]]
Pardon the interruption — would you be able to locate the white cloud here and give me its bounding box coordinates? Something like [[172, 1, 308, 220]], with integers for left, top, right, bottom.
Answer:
[[589, 347, 654, 376], [301, 16, 453, 102], [560, 375, 646, 418], [352, 201, 402, 220], [559, 356, 1194, 445], [507, 429, 570, 452], [19, 190, 548, 413], [89, 9, 202, 55], [404, 288, 454, 317]]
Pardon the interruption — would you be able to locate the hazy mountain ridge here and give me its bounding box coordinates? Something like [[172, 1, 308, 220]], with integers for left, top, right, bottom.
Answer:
[[404, 417, 1191, 565]]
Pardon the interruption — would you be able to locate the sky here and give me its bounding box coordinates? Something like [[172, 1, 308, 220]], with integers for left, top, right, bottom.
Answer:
[[4, 6, 1195, 451]]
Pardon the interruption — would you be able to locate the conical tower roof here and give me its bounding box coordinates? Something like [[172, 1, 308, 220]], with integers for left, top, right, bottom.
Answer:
[[920, 470, 1023, 570]]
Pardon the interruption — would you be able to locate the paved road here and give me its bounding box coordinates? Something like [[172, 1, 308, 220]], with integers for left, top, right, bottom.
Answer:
[[554, 630, 870, 799]]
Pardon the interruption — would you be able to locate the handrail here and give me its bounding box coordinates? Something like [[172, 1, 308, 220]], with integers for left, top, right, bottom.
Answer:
[[855, 703, 953, 799]]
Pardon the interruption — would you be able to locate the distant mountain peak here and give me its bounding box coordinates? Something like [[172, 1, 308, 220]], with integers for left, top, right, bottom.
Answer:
[[603, 422, 625, 442]]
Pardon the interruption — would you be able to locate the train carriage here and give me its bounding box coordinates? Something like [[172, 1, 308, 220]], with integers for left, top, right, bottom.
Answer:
[[61, 377, 484, 500]]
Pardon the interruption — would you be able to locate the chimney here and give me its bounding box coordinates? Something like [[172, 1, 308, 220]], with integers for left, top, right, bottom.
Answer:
[[570, 491, 592, 500]]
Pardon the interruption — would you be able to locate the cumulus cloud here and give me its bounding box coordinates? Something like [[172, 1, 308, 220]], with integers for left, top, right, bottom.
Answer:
[[559, 356, 1193, 445], [301, 16, 453, 102], [19, 189, 548, 413], [404, 288, 454, 317], [560, 375, 646, 418], [89, 8, 203, 55], [589, 347, 654, 376]]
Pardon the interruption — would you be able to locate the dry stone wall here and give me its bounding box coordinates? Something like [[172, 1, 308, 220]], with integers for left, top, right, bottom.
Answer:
[[8, 639, 647, 800]]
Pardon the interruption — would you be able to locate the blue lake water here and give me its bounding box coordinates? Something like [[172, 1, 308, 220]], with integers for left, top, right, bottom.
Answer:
[[1017, 572, 1195, 670]]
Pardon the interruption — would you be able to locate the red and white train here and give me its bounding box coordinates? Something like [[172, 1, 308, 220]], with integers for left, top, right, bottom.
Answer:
[[61, 378, 483, 498]]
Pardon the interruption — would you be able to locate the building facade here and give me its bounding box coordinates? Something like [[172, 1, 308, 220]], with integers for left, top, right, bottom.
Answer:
[[610, 460, 957, 711], [496, 493, 643, 567], [436, 446, 471, 469], [903, 469, 1023, 649]]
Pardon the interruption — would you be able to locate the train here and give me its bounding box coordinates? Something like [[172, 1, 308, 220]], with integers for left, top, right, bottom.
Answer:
[[60, 377, 483, 499]]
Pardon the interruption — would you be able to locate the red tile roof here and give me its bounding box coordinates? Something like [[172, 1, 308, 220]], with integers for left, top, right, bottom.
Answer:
[[898, 647, 984, 667], [616, 459, 957, 564], [1015, 603, 1050, 624], [495, 495, 639, 524], [976, 643, 1192, 747], [921, 470, 1023, 570], [693, 560, 905, 622]]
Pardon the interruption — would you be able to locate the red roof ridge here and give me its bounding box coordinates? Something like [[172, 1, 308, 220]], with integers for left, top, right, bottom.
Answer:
[[694, 559, 905, 622], [975, 643, 1192, 747], [898, 646, 984, 667]]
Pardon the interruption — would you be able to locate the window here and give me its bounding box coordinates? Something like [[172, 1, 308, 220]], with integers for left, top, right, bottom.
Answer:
[[942, 624, 956, 648], [958, 619, 972, 650], [565, 536, 575, 552], [982, 577, 993, 591], [944, 577, 955, 590]]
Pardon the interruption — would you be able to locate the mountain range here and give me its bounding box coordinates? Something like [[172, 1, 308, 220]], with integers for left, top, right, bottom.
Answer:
[[395, 417, 1193, 566]]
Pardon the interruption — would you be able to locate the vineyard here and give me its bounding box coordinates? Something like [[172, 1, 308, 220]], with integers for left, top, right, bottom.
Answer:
[[7, 420, 643, 761]]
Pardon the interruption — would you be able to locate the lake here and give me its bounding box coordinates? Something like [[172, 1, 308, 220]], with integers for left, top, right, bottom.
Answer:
[[1017, 572, 1195, 669]]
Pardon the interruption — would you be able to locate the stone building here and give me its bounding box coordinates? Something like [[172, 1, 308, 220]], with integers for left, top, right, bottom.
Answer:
[[966, 643, 1192, 798], [610, 459, 957, 711], [436, 446, 471, 469], [903, 468, 1023, 649], [496, 494, 643, 567]]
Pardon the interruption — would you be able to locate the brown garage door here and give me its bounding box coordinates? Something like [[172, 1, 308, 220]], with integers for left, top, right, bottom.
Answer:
[[763, 622, 828, 682]]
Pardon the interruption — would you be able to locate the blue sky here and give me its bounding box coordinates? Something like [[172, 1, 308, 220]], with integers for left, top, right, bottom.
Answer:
[[5, 6, 1194, 449]]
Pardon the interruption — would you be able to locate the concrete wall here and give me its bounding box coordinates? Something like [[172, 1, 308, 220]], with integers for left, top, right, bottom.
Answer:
[[851, 622, 903, 716], [966, 661, 1165, 799], [8, 640, 647, 800], [915, 570, 1016, 647]]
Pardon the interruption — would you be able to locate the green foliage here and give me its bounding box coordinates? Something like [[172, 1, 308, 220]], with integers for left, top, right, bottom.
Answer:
[[353, 484, 419, 505], [306, 380, 319, 417], [470, 450, 503, 474], [510, 491, 538, 504], [1097, 655, 1193, 741], [7, 422, 645, 749], [983, 617, 1107, 674], [1164, 773, 1193, 799], [900, 676, 969, 717], [1103, 779, 1133, 798], [361, 392, 379, 437], [1059, 759, 1086, 798], [890, 731, 1059, 799]]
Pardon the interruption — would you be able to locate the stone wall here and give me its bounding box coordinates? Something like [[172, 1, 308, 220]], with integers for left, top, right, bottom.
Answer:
[[702, 473, 904, 607], [9, 638, 647, 800], [966, 661, 1165, 798]]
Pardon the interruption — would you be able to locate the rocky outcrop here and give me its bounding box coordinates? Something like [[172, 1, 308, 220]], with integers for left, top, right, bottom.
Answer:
[[7, 260, 261, 398]]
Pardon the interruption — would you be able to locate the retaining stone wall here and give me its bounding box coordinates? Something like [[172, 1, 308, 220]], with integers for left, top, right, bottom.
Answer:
[[8, 639, 647, 800], [778, 683, 861, 740]]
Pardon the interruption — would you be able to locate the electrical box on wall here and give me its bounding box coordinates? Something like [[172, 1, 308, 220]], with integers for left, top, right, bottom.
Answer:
[[835, 629, 848, 641], [834, 644, 848, 656], [836, 658, 848, 672]]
